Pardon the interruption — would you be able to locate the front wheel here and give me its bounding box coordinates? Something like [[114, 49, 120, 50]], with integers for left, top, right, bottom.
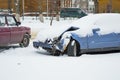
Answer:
[[19, 34, 30, 47], [67, 39, 81, 57]]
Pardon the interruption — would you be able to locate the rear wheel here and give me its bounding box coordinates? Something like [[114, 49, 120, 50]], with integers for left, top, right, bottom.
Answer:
[[67, 39, 81, 57], [20, 34, 30, 47]]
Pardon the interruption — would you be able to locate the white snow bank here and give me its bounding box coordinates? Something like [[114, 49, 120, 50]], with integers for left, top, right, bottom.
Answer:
[[20, 16, 74, 40], [1, 44, 120, 80], [21, 19, 47, 32]]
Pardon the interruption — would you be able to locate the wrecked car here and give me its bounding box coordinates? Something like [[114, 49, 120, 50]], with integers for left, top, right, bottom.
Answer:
[[33, 13, 120, 56]]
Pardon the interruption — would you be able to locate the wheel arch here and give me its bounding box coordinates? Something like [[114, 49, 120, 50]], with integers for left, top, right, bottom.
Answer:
[[19, 33, 30, 47], [24, 32, 31, 38], [70, 34, 81, 49], [67, 36, 81, 56]]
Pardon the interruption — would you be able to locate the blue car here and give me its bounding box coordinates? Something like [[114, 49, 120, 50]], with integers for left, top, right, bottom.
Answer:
[[33, 13, 120, 56]]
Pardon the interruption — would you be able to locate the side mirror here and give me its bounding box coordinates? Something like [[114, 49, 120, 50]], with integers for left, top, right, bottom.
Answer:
[[16, 22, 21, 26], [92, 28, 100, 34]]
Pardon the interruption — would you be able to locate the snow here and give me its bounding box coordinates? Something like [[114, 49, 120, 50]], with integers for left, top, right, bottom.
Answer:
[[1, 44, 120, 80], [34, 13, 120, 42], [0, 14, 120, 80], [33, 19, 74, 42], [71, 13, 120, 37]]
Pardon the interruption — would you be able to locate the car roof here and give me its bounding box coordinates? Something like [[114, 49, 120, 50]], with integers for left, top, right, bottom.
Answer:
[[61, 8, 82, 10], [0, 13, 13, 16]]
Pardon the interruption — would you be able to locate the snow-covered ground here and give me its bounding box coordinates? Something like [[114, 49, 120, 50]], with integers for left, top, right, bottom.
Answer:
[[0, 15, 120, 80]]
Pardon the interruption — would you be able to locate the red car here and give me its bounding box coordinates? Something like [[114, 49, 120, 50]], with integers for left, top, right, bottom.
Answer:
[[0, 14, 31, 47]]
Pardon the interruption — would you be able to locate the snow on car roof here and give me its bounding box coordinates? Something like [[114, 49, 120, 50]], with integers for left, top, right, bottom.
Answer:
[[71, 13, 120, 36]]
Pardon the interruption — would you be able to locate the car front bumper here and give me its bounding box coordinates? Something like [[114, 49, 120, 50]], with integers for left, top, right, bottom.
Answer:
[[33, 41, 52, 49]]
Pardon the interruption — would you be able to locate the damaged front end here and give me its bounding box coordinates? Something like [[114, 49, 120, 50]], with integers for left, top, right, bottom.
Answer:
[[33, 37, 65, 56], [33, 26, 79, 56]]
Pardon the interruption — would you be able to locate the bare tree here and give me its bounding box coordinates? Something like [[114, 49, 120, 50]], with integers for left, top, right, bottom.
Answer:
[[93, 0, 99, 13], [49, 0, 60, 26], [73, 0, 78, 7], [56, 0, 60, 21], [38, 0, 44, 23], [15, 0, 20, 22], [106, 0, 112, 13], [50, 0, 54, 26], [8, 0, 12, 13]]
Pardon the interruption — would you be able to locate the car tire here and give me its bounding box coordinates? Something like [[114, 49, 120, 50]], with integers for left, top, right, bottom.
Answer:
[[20, 34, 30, 47], [53, 51, 60, 56], [67, 38, 81, 57]]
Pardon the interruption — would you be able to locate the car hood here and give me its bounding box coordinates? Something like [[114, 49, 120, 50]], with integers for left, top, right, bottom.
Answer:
[[34, 25, 72, 42]]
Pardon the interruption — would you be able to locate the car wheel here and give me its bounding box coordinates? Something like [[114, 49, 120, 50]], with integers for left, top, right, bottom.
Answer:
[[53, 52, 60, 56], [20, 34, 30, 47], [67, 39, 81, 57]]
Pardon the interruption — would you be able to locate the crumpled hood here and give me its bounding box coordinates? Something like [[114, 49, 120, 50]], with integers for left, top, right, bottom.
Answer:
[[34, 25, 71, 42]]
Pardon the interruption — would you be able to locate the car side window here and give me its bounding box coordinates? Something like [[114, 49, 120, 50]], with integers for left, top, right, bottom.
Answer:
[[0, 16, 6, 27], [7, 16, 16, 26]]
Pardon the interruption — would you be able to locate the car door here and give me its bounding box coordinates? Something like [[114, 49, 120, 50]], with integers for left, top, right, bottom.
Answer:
[[0, 16, 10, 45], [6, 16, 23, 44], [88, 28, 120, 50]]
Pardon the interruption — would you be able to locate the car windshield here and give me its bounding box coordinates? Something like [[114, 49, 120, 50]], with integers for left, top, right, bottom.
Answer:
[[0, 16, 5, 26], [7, 16, 16, 26]]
